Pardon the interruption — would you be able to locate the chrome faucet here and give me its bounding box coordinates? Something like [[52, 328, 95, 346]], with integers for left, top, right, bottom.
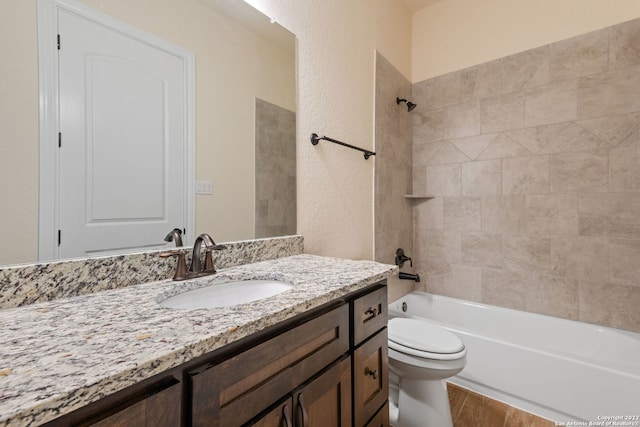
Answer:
[[160, 233, 226, 281]]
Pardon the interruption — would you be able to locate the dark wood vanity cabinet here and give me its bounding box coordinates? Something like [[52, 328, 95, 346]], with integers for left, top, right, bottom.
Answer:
[[190, 284, 388, 427], [44, 283, 389, 427]]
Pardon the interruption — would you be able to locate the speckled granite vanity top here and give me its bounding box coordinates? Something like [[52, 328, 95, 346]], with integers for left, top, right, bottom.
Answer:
[[0, 254, 396, 426]]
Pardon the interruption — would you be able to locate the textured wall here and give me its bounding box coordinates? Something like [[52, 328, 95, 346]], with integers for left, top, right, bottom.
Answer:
[[245, 0, 377, 259], [374, 52, 416, 302], [255, 99, 296, 238], [412, 19, 640, 332]]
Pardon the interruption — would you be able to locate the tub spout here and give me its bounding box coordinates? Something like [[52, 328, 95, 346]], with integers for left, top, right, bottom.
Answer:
[[399, 272, 420, 282]]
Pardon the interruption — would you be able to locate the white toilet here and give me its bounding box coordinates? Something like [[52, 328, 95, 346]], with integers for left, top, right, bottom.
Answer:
[[388, 317, 467, 427]]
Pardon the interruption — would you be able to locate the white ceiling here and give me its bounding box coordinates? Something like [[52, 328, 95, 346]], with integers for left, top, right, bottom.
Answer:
[[400, 0, 445, 13]]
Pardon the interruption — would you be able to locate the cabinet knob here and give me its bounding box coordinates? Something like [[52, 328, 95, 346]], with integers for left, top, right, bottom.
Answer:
[[364, 307, 378, 318], [365, 367, 378, 380]]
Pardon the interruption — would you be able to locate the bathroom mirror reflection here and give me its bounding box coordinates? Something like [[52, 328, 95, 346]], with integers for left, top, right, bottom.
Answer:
[[0, 0, 296, 266]]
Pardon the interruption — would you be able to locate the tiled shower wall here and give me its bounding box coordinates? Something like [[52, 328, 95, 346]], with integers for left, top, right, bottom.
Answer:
[[412, 18, 640, 332], [375, 52, 417, 302], [255, 98, 296, 238]]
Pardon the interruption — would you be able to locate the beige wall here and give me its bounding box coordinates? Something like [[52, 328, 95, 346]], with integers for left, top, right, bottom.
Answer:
[[413, 0, 640, 82], [375, 0, 413, 81], [245, 0, 379, 259], [0, 0, 295, 265]]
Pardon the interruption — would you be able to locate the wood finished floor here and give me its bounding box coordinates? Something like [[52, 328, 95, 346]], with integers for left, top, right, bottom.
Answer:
[[447, 383, 556, 427]]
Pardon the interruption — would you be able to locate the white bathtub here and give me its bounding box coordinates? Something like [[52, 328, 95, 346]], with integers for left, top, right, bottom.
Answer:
[[388, 292, 640, 423]]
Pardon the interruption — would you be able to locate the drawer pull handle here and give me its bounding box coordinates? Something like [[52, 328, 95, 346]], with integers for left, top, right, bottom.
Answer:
[[364, 307, 378, 318], [282, 404, 292, 427], [297, 393, 309, 427], [365, 367, 378, 380]]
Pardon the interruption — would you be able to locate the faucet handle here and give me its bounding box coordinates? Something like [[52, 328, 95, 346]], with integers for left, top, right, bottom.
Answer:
[[203, 244, 226, 272], [160, 250, 188, 281]]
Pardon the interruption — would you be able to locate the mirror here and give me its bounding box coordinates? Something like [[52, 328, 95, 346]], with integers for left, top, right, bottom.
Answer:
[[0, 0, 296, 266]]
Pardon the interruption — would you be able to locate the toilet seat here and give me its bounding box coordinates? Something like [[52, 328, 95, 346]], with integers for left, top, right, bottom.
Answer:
[[388, 318, 466, 360]]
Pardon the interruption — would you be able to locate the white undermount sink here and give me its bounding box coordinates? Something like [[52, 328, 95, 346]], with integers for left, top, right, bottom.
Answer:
[[159, 279, 293, 309]]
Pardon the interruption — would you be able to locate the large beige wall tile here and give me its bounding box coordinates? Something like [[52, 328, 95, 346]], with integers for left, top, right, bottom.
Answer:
[[462, 231, 503, 269], [549, 28, 609, 81], [481, 195, 526, 234], [414, 197, 444, 230], [427, 143, 470, 165], [426, 164, 461, 196], [462, 159, 501, 196], [526, 274, 579, 319], [481, 268, 528, 310], [502, 155, 550, 194], [609, 239, 640, 286], [450, 134, 494, 159], [426, 263, 482, 301], [578, 193, 611, 237], [475, 133, 531, 160], [417, 229, 462, 265], [506, 122, 568, 154], [444, 100, 482, 139], [503, 235, 551, 272], [460, 60, 503, 101], [550, 236, 609, 281], [413, 109, 444, 143], [549, 150, 608, 192], [609, 18, 640, 70], [577, 112, 640, 147], [580, 280, 640, 330], [609, 143, 640, 191], [525, 80, 578, 127], [481, 92, 525, 134], [538, 122, 605, 153], [578, 65, 640, 119], [444, 197, 482, 230], [501, 45, 549, 93], [414, 142, 443, 167], [609, 193, 640, 239], [526, 194, 579, 235]]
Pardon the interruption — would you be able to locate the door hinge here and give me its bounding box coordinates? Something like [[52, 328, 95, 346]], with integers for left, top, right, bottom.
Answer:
[[57, 230, 61, 246], [58, 132, 61, 148], [57, 34, 60, 50]]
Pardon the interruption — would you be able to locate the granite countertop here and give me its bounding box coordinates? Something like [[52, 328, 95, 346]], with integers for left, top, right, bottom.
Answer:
[[0, 254, 397, 426]]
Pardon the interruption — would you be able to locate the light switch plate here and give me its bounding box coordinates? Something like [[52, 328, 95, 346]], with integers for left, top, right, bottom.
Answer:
[[196, 180, 213, 195]]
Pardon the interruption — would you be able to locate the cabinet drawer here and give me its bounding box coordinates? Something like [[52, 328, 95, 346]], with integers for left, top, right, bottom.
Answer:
[[364, 401, 389, 427], [353, 286, 387, 346], [354, 329, 388, 427], [191, 304, 349, 427], [89, 378, 181, 427]]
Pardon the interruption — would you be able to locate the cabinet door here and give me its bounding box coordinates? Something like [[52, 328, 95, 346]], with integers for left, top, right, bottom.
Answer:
[[364, 402, 389, 427], [293, 357, 351, 427], [354, 329, 388, 427], [249, 397, 293, 427]]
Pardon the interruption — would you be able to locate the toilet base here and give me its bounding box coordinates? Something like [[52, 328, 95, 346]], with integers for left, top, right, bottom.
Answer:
[[396, 378, 453, 427]]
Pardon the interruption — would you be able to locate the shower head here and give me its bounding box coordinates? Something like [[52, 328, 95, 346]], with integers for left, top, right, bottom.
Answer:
[[396, 97, 417, 112]]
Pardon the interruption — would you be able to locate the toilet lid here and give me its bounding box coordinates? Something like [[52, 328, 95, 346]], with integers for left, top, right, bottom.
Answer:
[[388, 318, 464, 354]]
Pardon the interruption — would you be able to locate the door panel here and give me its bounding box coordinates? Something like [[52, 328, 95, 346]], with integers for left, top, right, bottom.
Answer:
[[57, 9, 187, 258]]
